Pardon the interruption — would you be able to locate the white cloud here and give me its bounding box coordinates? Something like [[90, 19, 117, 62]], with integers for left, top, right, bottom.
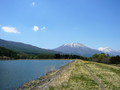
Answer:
[[1, 26, 20, 33], [32, 2, 35, 5], [0, 25, 1, 27], [41, 26, 46, 30], [33, 26, 39, 31]]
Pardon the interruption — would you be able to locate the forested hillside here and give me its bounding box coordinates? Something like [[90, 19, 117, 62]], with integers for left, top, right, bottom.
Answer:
[[0, 39, 59, 54], [0, 47, 17, 57]]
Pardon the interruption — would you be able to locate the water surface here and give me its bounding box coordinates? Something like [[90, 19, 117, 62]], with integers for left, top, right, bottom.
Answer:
[[0, 60, 70, 90]]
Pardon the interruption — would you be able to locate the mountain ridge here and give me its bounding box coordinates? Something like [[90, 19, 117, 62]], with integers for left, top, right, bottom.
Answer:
[[97, 47, 120, 56], [1, 38, 120, 56], [0, 39, 59, 54], [53, 43, 103, 57]]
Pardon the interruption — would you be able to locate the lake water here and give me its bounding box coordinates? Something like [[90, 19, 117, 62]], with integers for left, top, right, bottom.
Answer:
[[0, 60, 71, 90]]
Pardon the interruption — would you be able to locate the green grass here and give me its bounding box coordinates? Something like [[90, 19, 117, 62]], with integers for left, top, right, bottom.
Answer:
[[84, 60, 120, 90], [95, 63, 120, 76], [47, 60, 99, 90], [46, 60, 120, 90], [49, 86, 55, 90]]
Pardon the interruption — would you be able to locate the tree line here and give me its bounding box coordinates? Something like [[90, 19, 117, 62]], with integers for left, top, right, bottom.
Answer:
[[0, 47, 87, 60], [0, 46, 120, 64], [91, 53, 120, 64], [0, 47, 17, 58], [17, 54, 87, 60]]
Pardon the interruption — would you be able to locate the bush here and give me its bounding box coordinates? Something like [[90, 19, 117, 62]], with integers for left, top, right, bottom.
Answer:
[[109, 55, 120, 64]]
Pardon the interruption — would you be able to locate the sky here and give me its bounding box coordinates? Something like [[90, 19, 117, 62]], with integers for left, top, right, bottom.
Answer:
[[0, 0, 120, 50]]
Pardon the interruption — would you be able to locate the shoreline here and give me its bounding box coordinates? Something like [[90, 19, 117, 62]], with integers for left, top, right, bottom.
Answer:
[[15, 60, 74, 90], [0, 59, 74, 60]]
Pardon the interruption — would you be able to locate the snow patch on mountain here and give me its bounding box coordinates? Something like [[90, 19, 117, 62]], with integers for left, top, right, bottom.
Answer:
[[97, 47, 120, 56], [54, 43, 102, 57], [63, 43, 86, 48], [98, 47, 120, 53], [98, 47, 113, 52]]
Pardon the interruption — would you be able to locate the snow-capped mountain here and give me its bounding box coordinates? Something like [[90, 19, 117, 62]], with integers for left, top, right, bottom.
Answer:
[[63, 43, 86, 48], [98, 47, 113, 52], [53, 43, 102, 57], [97, 47, 120, 56]]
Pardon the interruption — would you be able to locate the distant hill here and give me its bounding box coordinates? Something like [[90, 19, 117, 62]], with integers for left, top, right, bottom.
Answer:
[[0, 39, 59, 55], [0, 46, 17, 57], [97, 47, 120, 56], [53, 43, 103, 57]]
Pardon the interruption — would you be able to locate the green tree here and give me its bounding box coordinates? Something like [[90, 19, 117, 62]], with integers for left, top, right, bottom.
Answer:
[[0, 47, 17, 58], [65, 54, 69, 59], [98, 53, 106, 62], [106, 53, 110, 57], [54, 54, 60, 59], [92, 53, 99, 58], [110, 55, 120, 64]]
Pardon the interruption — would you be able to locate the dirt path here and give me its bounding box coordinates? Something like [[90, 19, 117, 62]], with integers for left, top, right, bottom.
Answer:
[[81, 61, 105, 90]]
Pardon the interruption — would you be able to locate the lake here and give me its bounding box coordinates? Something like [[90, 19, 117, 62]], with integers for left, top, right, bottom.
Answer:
[[0, 60, 71, 90]]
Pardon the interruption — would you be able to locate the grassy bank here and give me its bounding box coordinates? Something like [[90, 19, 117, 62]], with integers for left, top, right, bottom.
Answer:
[[46, 60, 120, 90], [19, 60, 74, 90]]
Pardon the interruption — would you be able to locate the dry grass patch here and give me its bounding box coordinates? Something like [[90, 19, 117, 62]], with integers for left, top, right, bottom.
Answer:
[[47, 60, 99, 90], [82, 60, 120, 90], [46, 60, 76, 90]]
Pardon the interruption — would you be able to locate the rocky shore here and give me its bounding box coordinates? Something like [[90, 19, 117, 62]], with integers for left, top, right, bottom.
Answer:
[[15, 60, 74, 90]]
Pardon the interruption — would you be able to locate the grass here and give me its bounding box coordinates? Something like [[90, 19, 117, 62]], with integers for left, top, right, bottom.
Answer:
[[83, 60, 120, 90], [46, 60, 99, 90], [46, 60, 120, 90], [95, 63, 120, 76]]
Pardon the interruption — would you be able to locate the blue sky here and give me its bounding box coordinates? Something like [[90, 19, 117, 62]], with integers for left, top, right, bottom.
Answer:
[[0, 0, 120, 50]]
